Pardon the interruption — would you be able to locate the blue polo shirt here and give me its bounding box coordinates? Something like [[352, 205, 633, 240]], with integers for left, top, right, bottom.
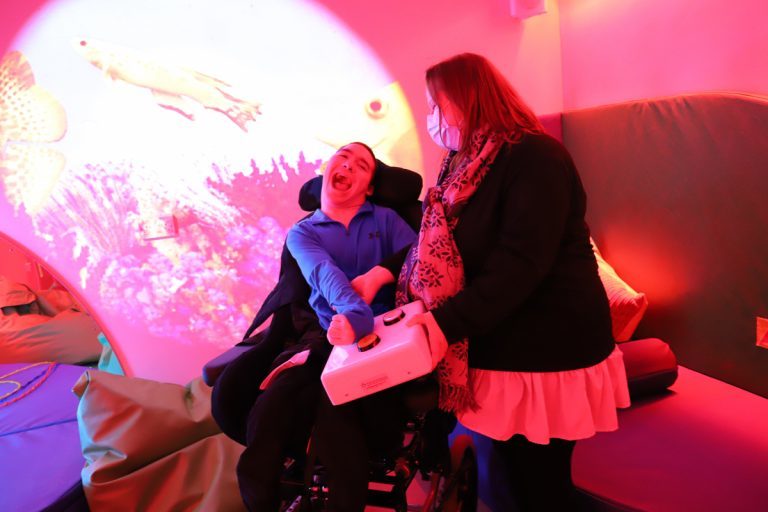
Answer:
[[286, 201, 416, 341]]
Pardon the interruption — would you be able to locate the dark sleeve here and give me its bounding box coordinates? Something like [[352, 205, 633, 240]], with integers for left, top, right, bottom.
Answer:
[[378, 244, 412, 279], [386, 208, 417, 254], [431, 144, 572, 343], [367, 208, 416, 280]]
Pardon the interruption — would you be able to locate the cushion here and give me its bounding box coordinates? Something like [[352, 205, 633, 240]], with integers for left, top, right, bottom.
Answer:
[[618, 337, 678, 398], [35, 287, 81, 315], [0, 309, 102, 364], [0, 276, 35, 307], [0, 363, 87, 512], [73, 370, 245, 511], [591, 239, 649, 342]]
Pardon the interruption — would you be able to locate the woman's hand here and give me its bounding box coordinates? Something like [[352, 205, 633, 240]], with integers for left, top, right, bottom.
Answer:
[[407, 311, 449, 370], [350, 265, 395, 305], [327, 314, 356, 345]]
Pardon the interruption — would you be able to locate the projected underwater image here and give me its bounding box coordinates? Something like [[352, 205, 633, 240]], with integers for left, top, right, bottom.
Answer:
[[0, 0, 423, 382]]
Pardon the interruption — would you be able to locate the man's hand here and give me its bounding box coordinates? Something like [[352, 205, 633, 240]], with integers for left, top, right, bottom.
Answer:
[[350, 265, 395, 305], [406, 311, 449, 370], [327, 314, 356, 345]]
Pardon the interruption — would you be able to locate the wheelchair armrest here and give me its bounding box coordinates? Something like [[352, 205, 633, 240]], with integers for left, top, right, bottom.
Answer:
[[202, 344, 254, 386]]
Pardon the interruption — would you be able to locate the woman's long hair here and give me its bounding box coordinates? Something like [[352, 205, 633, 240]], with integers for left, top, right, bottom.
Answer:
[[426, 53, 544, 162]]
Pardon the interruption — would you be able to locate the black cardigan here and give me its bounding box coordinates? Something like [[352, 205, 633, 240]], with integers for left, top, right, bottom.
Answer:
[[414, 133, 615, 372]]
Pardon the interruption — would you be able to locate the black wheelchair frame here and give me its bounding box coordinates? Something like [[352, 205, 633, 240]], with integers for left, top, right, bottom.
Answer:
[[278, 409, 479, 512]]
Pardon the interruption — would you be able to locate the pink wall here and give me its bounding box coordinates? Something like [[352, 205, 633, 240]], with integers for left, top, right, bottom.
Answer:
[[319, 0, 563, 183], [559, 0, 768, 110]]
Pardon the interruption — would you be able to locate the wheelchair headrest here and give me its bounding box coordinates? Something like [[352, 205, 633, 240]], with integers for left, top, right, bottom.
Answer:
[[298, 159, 424, 231], [298, 159, 423, 213]]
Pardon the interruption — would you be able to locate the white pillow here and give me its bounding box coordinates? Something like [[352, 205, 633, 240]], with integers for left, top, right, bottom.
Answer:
[[591, 239, 649, 342]]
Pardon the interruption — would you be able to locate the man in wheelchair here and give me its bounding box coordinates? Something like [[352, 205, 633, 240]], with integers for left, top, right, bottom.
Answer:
[[211, 142, 420, 511]]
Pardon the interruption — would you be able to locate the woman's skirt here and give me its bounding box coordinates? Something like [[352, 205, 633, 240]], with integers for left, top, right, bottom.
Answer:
[[458, 345, 630, 444]]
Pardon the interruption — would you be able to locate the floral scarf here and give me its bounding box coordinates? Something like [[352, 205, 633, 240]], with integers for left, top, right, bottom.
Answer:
[[396, 130, 506, 413]]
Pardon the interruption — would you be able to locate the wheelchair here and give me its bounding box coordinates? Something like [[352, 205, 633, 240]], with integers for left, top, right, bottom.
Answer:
[[205, 161, 478, 511], [205, 341, 479, 512], [276, 379, 478, 512]]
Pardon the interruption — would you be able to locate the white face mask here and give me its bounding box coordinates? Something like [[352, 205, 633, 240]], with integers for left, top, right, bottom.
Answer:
[[427, 106, 461, 151]]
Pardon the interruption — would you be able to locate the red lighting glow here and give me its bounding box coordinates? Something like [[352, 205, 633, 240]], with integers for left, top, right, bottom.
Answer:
[[757, 317, 768, 349]]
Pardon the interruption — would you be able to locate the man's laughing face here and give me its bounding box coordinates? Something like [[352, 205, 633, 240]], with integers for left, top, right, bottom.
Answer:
[[321, 143, 375, 208]]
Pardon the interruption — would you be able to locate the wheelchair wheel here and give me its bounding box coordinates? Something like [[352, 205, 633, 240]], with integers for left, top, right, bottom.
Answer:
[[437, 434, 478, 512], [280, 493, 325, 512]]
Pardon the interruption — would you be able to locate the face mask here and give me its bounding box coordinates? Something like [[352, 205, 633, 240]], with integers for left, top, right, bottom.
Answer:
[[427, 107, 461, 151]]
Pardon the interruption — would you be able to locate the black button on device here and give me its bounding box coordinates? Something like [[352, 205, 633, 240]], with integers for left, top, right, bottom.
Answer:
[[382, 309, 405, 326], [357, 333, 381, 352]]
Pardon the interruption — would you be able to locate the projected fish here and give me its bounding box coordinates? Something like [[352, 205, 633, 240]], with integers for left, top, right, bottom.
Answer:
[[316, 82, 423, 172], [73, 38, 262, 132], [0, 51, 67, 214]]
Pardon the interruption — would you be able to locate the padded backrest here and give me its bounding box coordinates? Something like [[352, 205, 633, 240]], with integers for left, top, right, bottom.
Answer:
[[562, 93, 768, 397], [538, 113, 563, 143]]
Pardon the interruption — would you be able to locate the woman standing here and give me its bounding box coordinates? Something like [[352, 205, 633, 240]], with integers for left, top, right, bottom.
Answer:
[[356, 53, 630, 511]]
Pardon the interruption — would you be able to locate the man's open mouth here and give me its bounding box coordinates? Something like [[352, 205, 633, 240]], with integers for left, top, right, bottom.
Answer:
[[332, 173, 352, 191]]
